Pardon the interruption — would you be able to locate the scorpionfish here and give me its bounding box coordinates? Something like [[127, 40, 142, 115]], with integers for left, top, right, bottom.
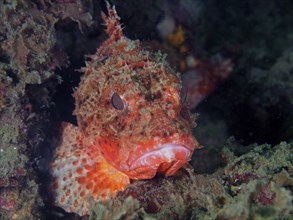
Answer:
[[51, 3, 199, 216]]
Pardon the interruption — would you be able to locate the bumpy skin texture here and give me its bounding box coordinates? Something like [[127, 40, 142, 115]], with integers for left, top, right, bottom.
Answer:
[[51, 4, 199, 216]]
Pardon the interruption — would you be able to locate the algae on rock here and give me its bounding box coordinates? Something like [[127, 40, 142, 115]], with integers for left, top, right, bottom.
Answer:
[[87, 142, 292, 220]]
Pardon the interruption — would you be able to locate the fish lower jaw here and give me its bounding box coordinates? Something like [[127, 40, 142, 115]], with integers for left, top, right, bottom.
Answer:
[[128, 143, 192, 179]]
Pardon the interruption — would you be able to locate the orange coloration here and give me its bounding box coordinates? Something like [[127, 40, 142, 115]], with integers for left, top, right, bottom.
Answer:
[[86, 182, 93, 190], [80, 191, 85, 197], [77, 177, 86, 185], [129, 61, 146, 68], [76, 167, 83, 175], [51, 2, 199, 216], [167, 26, 186, 47]]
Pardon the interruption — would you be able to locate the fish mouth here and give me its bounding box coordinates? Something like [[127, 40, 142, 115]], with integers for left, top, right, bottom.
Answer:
[[128, 143, 192, 179]]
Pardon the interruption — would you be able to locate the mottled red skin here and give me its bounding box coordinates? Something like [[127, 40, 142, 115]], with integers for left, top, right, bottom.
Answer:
[[74, 4, 199, 178]]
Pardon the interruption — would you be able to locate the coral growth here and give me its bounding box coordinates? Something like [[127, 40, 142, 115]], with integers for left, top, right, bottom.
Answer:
[[0, 0, 93, 219], [0, 189, 17, 211], [89, 142, 293, 220], [0, 0, 291, 219]]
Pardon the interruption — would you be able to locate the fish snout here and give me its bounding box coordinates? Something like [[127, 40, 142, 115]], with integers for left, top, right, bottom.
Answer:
[[127, 142, 194, 179]]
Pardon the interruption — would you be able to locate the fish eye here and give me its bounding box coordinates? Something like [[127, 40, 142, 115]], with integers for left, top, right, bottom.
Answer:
[[110, 92, 125, 110]]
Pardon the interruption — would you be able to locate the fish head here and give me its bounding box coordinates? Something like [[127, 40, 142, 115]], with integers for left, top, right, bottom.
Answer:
[[120, 74, 199, 179], [74, 35, 199, 180]]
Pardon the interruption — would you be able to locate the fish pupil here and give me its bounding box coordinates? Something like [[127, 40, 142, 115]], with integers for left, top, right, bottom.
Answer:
[[111, 92, 124, 110]]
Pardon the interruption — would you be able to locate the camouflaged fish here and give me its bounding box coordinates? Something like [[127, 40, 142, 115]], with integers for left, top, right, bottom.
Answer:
[[51, 3, 199, 215]]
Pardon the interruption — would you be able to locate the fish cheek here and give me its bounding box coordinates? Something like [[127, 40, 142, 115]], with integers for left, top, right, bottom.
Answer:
[[96, 136, 123, 167]]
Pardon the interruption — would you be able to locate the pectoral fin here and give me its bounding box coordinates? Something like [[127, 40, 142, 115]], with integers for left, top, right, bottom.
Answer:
[[51, 123, 130, 216]]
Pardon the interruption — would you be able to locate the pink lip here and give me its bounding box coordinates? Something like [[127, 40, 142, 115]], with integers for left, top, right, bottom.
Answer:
[[130, 143, 192, 171]]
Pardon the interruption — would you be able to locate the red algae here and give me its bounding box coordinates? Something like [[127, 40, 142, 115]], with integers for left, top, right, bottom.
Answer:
[[0, 190, 17, 211], [253, 183, 276, 206]]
